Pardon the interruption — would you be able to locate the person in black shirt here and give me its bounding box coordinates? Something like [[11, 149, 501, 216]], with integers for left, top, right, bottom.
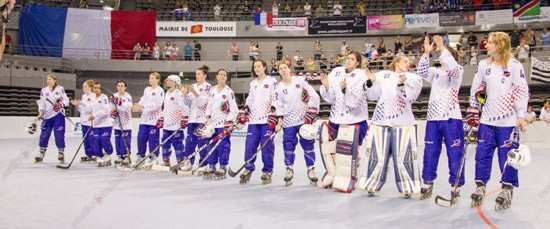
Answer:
[[193, 40, 201, 61], [275, 42, 283, 61]]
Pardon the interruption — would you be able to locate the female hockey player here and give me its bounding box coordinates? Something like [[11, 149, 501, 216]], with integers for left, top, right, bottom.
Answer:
[[133, 72, 164, 162], [181, 65, 212, 174], [318, 51, 370, 192], [273, 61, 320, 186], [237, 59, 279, 185], [467, 32, 529, 210], [203, 69, 239, 179], [91, 81, 114, 167], [416, 36, 465, 200], [357, 54, 423, 198], [70, 79, 97, 163], [34, 74, 70, 163], [110, 80, 133, 166]]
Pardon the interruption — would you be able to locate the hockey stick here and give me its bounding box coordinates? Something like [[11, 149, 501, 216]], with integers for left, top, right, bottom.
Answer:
[[103, 88, 133, 166], [228, 128, 280, 178], [434, 125, 476, 207], [44, 97, 77, 127], [126, 128, 183, 171], [56, 122, 93, 170]]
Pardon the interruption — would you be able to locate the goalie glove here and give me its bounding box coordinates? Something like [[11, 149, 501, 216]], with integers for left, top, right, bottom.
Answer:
[[53, 100, 64, 112], [180, 116, 189, 129], [110, 109, 119, 118], [237, 106, 250, 125], [155, 117, 164, 129], [465, 106, 480, 127], [303, 107, 319, 125]]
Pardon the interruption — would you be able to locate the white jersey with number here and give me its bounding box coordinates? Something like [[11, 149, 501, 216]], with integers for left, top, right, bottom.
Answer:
[[205, 85, 238, 128], [470, 58, 529, 127], [416, 49, 463, 121], [138, 86, 164, 126], [37, 86, 70, 120], [245, 76, 278, 125], [369, 70, 423, 126], [76, 93, 95, 126], [274, 77, 320, 128], [112, 92, 133, 131], [186, 82, 212, 124], [91, 94, 113, 128], [319, 67, 370, 125], [162, 89, 188, 131]]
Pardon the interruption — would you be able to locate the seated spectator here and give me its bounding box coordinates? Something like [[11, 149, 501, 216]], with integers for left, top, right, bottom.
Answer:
[[229, 42, 239, 61], [333, 1, 343, 16], [284, 3, 291, 17], [276, 42, 283, 61], [153, 42, 160, 60], [469, 46, 478, 65], [515, 38, 530, 63], [540, 101, 550, 123], [340, 40, 349, 56], [133, 43, 142, 60], [304, 2, 312, 17], [249, 41, 260, 61], [293, 50, 304, 72], [403, 37, 413, 54], [174, 4, 184, 20], [377, 38, 387, 55], [142, 42, 151, 60], [214, 4, 222, 20], [182, 5, 192, 21], [163, 41, 171, 59], [170, 43, 179, 60], [357, 1, 366, 16], [526, 106, 537, 124], [394, 36, 403, 54], [329, 55, 338, 69], [313, 40, 322, 60], [305, 57, 317, 73], [193, 40, 201, 61], [272, 1, 279, 17], [270, 59, 279, 76], [467, 31, 478, 51], [319, 54, 328, 70], [542, 28, 550, 50], [315, 4, 324, 17], [184, 41, 193, 61]]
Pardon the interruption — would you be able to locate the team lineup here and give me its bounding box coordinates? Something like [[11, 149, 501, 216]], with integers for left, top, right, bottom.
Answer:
[[30, 33, 532, 211]]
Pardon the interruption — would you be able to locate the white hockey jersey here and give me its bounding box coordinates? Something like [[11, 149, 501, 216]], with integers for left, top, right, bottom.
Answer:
[[111, 92, 133, 131], [369, 70, 423, 126], [205, 85, 238, 128], [162, 89, 188, 131], [416, 49, 463, 121], [540, 108, 550, 122], [186, 82, 212, 124], [470, 58, 529, 127], [138, 86, 164, 126], [76, 93, 95, 126], [37, 86, 70, 120], [274, 77, 320, 128], [91, 94, 113, 128], [319, 67, 370, 125], [245, 76, 278, 125]]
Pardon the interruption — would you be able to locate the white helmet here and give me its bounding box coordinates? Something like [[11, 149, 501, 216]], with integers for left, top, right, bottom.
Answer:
[[166, 74, 181, 85], [26, 121, 37, 135], [195, 124, 214, 138], [299, 124, 317, 140], [507, 144, 531, 170]]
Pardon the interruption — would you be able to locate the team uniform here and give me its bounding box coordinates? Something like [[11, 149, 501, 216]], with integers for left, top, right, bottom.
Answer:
[[91, 93, 114, 167], [357, 70, 423, 197], [469, 57, 529, 208], [273, 77, 320, 185], [416, 49, 465, 197], [75, 92, 97, 162], [239, 76, 278, 184], [204, 85, 238, 178], [156, 89, 188, 165], [111, 92, 133, 162], [318, 67, 370, 192], [35, 85, 69, 163], [136, 86, 164, 160], [183, 82, 212, 171]]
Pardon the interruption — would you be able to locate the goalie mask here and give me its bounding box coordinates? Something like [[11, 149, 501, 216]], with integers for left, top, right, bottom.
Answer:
[[299, 124, 317, 140], [507, 144, 531, 170], [194, 124, 214, 138]]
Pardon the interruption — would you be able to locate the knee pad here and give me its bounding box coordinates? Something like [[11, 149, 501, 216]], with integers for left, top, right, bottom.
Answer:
[[392, 125, 421, 194], [358, 125, 390, 192]]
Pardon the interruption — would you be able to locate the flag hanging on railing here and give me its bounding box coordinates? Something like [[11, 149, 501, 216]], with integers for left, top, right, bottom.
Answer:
[[254, 11, 272, 26], [531, 57, 550, 83], [513, 0, 541, 17], [18, 5, 156, 59]]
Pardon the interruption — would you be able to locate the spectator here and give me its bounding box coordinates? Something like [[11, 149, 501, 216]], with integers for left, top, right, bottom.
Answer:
[[272, 1, 279, 17], [457, 46, 466, 65], [315, 4, 324, 16], [214, 4, 222, 20], [293, 50, 304, 72], [284, 3, 291, 17], [457, 33, 466, 50], [510, 28, 522, 48], [249, 41, 260, 61], [542, 28, 550, 50], [340, 40, 349, 56], [515, 38, 530, 63], [182, 4, 192, 21], [467, 31, 478, 50], [377, 37, 387, 55], [295, 5, 304, 16], [133, 42, 142, 60], [469, 46, 478, 65], [403, 37, 412, 54], [333, 1, 343, 16], [170, 43, 179, 60], [313, 40, 322, 60], [329, 55, 338, 69], [540, 101, 550, 123], [526, 106, 537, 124], [142, 42, 151, 60], [305, 57, 317, 73], [357, 1, 366, 16], [153, 42, 160, 60], [193, 40, 201, 61], [479, 35, 488, 55], [174, 4, 184, 20], [270, 59, 279, 76], [443, 32, 449, 46], [319, 54, 328, 70], [394, 36, 403, 54], [275, 42, 283, 61], [527, 27, 537, 51], [184, 41, 193, 61], [304, 2, 312, 17], [229, 42, 239, 61], [163, 41, 171, 59]]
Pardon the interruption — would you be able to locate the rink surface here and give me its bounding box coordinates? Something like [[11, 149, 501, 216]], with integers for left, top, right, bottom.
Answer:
[[1, 127, 550, 229]]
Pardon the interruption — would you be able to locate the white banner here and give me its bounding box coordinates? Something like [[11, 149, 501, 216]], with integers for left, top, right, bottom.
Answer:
[[266, 17, 308, 31], [156, 21, 237, 37], [475, 9, 513, 25], [404, 13, 439, 28], [514, 6, 550, 23]]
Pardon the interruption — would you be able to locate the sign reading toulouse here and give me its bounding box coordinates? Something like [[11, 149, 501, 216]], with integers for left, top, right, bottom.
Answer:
[[156, 21, 237, 37], [404, 13, 439, 28], [308, 16, 366, 34]]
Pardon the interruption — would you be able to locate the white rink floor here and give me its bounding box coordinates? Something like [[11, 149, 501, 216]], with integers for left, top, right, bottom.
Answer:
[[1, 127, 550, 229]]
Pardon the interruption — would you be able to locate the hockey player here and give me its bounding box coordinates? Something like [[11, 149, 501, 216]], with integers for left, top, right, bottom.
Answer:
[[467, 32, 529, 210], [110, 80, 133, 165], [70, 79, 97, 163], [237, 59, 279, 185], [416, 35, 465, 200], [273, 61, 320, 186], [133, 73, 164, 163], [203, 69, 239, 179], [91, 81, 115, 167], [181, 65, 212, 174], [34, 74, 70, 163], [357, 54, 423, 198], [318, 51, 370, 192], [145, 75, 187, 168]]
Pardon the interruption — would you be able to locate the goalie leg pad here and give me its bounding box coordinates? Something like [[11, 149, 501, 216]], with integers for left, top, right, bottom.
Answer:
[[319, 121, 337, 188], [391, 125, 421, 194], [358, 125, 391, 192], [332, 124, 360, 193]]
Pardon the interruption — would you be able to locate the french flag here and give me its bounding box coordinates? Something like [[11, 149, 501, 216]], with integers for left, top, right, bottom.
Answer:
[[254, 11, 272, 26], [18, 5, 156, 59]]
